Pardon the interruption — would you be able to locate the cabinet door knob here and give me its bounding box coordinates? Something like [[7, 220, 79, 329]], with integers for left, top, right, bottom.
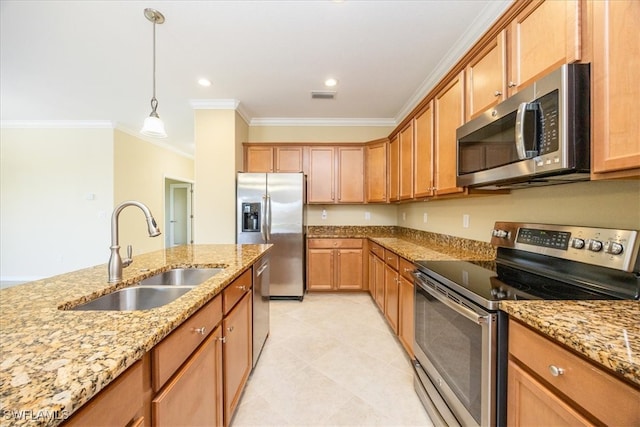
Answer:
[[237, 285, 248, 291], [508, 81, 517, 88], [494, 90, 502, 96], [227, 326, 234, 333], [548, 365, 565, 376], [192, 327, 206, 335], [218, 336, 226, 343]]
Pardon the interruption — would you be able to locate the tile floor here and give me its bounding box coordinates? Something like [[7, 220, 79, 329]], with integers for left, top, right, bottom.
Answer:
[[231, 293, 434, 426]]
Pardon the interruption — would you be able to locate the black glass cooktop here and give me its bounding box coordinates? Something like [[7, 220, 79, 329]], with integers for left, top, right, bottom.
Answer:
[[414, 257, 638, 308]]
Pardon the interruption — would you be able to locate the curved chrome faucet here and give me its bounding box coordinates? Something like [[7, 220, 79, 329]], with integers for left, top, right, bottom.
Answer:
[[108, 200, 161, 283]]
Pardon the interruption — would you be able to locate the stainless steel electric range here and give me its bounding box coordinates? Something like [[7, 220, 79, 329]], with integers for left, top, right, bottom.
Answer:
[[413, 222, 640, 427]]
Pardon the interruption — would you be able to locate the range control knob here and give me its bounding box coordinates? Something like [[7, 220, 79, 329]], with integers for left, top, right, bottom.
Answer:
[[492, 229, 509, 238], [604, 241, 624, 255], [588, 240, 603, 252], [571, 238, 585, 249]]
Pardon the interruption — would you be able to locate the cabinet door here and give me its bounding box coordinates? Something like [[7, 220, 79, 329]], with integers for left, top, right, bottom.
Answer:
[[384, 265, 399, 334], [374, 255, 385, 311], [592, 0, 640, 176], [414, 102, 434, 198], [153, 328, 223, 427], [507, 360, 593, 426], [307, 248, 335, 291], [465, 30, 507, 120], [398, 275, 414, 357], [336, 248, 363, 290], [337, 146, 365, 203], [308, 147, 335, 203], [388, 135, 400, 201], [366, 141, 388, 202], [368, 252, 376, 298], [223, 292, 252, 427], [508, 0, 581, 93], [399, 123, 414, 200], [434, 71, 465, 196], [275, 146, 304, 172], [245, 146, 274, 172]]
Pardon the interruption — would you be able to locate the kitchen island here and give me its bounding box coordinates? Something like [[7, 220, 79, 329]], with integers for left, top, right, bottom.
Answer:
[[0, 244, 271, 426]]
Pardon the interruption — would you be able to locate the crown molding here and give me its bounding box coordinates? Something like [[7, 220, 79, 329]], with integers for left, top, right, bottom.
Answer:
[[0, 120, 114, 129], [395, 0, 512, 122], [249, 117, 397, 127], [189, 98, 252, 125]]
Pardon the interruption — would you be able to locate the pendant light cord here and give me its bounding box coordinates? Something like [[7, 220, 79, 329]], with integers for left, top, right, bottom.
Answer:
[[150, 19, 159, 116]]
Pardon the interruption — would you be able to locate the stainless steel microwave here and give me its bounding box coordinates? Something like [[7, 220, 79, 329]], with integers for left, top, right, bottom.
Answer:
[[456, 64, 590, 189]]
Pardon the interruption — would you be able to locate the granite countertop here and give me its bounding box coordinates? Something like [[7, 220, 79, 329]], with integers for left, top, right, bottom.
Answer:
[[307, 225, 640, 388], [0, 244, 271, 426], [501, 300, 640, 387]]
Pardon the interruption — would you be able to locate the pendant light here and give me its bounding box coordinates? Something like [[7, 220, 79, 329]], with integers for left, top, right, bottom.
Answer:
[[140, 8, 167, 138]]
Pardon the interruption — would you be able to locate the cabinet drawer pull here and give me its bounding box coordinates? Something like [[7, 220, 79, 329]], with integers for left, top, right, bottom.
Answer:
[[237, 285, 248, 291], [192, 327, 206, 335], [548, 365, 565, 377]]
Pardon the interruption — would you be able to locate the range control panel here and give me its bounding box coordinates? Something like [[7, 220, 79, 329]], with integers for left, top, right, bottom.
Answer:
[[491, 222, 640, 272]]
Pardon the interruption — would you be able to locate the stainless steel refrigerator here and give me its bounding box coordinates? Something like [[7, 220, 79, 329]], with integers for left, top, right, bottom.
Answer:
[[236, 172, 305, 300]]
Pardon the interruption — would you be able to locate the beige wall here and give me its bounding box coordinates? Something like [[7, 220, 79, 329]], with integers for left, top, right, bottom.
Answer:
[[0, 128, 114, 281], [114, 130, 194, 255], [247, 125, 393, 143], [307, 204, 397, 226], [397, 180, 640, 242], [194, 109, 244, 244]]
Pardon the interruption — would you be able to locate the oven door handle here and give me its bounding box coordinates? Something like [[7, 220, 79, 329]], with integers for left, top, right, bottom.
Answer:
[[416, 277, 488, 325]]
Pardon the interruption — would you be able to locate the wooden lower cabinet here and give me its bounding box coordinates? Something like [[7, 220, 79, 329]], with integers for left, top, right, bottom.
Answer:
[[152, 327, 223, 427], [398, 276, 414, 357], [307, 239, 364, 291], [383, 263, 399, 334], [223, 291, 253, 427], [63, 361, 143, 427], [508, 319, 640, 426], [369, 252, 385, 311]]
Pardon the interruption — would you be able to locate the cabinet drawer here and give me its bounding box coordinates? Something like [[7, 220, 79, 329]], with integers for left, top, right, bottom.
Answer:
[[64, 361, 143, 426], [399, 257, 414, 281], [369, 242, 385, 259], [509, 320, 640, 426], [308, 238, 364, 249], [384, 250, 399, 270], [223, 268, 252, 315], [152, 295, 223, 392]]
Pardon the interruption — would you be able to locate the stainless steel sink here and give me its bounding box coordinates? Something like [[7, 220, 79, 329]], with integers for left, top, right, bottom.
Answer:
[[69, 286, 193, 311], [69, 267, 224, 311], [137, 267, 224, 287]]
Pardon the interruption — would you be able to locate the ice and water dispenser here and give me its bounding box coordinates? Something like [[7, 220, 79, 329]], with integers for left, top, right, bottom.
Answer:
[[241, 202, 261, 232]]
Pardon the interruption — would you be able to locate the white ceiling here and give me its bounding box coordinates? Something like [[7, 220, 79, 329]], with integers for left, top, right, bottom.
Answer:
[[0, 0, 511, 156]]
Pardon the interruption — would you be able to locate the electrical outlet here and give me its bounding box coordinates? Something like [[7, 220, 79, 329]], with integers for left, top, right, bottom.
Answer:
[[463, 214, 470, 228], [402, 212, 406, 221], [364, 211, 371, 220], [321, 209, 327, 220], [423, 213, 428, 223]]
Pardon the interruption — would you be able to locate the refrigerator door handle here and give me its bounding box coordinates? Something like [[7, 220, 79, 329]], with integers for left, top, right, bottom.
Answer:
[[260, 195, 267, 242], [266, 194, 272, 241]]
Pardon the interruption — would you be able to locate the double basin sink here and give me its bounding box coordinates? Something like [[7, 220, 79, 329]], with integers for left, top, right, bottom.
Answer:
[[69, 268, 223, 311]]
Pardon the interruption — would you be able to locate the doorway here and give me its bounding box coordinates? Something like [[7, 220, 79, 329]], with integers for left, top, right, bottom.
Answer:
[[164, 178, 193, 247]]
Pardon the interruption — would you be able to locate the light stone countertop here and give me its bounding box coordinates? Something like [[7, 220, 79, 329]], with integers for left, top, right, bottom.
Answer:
[[0, 244, 271, 426]]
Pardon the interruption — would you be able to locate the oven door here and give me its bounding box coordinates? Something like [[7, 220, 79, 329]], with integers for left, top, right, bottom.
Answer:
[[413, 272, 497, 426]]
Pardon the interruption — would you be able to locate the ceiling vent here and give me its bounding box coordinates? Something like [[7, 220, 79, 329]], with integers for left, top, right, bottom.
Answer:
[[311, 91, 336, 100]]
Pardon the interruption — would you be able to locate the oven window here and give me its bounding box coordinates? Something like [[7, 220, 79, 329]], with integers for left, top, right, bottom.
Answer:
[[415, 284, 483, 423]]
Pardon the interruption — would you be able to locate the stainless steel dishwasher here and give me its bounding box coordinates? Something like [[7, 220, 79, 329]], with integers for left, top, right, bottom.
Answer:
[[252, 255, 270, 368]]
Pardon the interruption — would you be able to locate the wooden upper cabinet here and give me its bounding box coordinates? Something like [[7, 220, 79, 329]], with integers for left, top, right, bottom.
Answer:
[[508, 0, 581, 94], [337, 146, 365, 203], [414, 101, 434, 198], [307, 147, 335, 203], [465, 30, 507, 120], [399, 122, 414, 200], [388, 135, 400, 202], [591, 0, 640, 177], [434, 71, 465, 196], [365, 140, 388, 203], [275, 146, 304, 172], [245, 146, 274, 172]]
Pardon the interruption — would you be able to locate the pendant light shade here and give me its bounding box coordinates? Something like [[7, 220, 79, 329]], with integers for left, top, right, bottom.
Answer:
[[140, 8, 167, 138]]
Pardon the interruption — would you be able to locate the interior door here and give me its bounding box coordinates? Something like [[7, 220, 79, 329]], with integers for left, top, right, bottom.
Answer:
[[168, 182, 193, 247]]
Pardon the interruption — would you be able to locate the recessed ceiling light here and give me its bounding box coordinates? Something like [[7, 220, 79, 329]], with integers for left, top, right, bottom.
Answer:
[[324, 78, 338, 87], [198, 78, 211, 87]]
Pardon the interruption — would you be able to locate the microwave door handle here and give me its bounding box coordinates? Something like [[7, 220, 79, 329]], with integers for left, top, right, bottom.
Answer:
[[417, 278, 488, 325], [514, 102, 529, 160]]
